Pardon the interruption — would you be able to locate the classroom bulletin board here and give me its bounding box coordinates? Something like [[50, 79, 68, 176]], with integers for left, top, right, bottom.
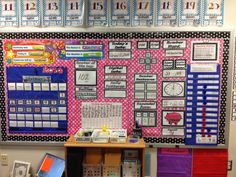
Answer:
[[0, 31, 233, 147]]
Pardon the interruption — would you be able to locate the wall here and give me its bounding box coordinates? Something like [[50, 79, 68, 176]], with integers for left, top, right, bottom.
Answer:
[[1, 0, 236, 177]]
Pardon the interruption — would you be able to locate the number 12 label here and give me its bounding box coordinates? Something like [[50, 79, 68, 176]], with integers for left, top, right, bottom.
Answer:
[[0, 0, 18, 27], [43, 0, 63, 26], [20, 0, 40, 26]]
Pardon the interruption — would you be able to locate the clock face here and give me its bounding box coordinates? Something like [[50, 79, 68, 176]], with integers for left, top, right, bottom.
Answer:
[[163, 81, 185, 97]]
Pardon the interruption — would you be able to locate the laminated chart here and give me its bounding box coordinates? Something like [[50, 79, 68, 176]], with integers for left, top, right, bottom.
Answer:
[[0, 32, 232, 147]]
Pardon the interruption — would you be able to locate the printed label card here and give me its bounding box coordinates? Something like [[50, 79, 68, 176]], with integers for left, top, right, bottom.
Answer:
[[0, 0, 18, 27], [65, 0, 84, 26], [156, 0, 178, 26], [20, 0, 40, 26], [203, 0, 224, 26], [179, 0, 201, 26], [42, 0, 63, 26], [133, 0, 154, 26], [88, 0, 108, 26], [111, 0, 131, 26]]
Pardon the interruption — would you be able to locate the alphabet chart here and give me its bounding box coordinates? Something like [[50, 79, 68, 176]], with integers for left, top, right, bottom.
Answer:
[[0, 0, 18, 27], [0, 31, 232, 147]]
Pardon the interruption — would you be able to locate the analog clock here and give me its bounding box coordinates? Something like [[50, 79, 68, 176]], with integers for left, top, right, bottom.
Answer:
[[163, 81, 185, 97]]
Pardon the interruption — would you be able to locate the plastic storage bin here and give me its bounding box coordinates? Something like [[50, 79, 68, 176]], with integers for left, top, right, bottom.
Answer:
[[83, 163, 102, 177], [122, 163, 141, 177], [103, 164, 121, 177], [110, 129, 127, 143], [92, 129, 110, 143], [74, 129, 93, 142]]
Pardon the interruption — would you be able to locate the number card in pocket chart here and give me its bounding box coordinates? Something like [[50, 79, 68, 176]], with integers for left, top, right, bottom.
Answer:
[[20, 0, 40, 27], [179, 0, 202, 26], [0, 0, 18, 27], [110, 0, 131, 26], [65, 0, 84, 27], [42, 0, 63, 26], [202, 0, 224, 26], [156, 0, 178, 26], [88, 0, 108, 26], [132, 0, 154, 26]]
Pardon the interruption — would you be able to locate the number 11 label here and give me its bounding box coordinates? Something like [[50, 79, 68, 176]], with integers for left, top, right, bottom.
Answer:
[[43, 0, 63, 26], [20, 0, 40, 26], [0, 0, 18, 27]]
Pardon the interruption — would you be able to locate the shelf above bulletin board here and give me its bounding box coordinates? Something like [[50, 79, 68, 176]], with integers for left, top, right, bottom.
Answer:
[[0, 28, 234, 149]]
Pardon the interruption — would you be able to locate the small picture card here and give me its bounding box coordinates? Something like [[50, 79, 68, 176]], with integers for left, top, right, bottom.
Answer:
[[156, 0, 178, 26], [162, 110, 185, 126], [88, 0, 108, 26], [0, 0, 18, 27], [65, 0, 84, 26], [12, 160, 31, 177], [133, 0, 154, 26], [110, 0, 131, 26], [42, 0, 63, 26], [179, 0, 201, 26], [203, 0, 224, 26], [20, 0, 40, 26]]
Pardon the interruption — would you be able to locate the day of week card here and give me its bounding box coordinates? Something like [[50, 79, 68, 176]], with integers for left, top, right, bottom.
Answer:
[[156, 0, 178, 26], [0, 0, 18, 27], [88, 0, 108, 26], [65, 0, 84, 26], [203, 0, 224, 26], [20, 0, 40, 26], [110, 0, 131, 26], [42, 0, 63, 26], [133, 0, 154, 26], [179, 0, 201, 26]]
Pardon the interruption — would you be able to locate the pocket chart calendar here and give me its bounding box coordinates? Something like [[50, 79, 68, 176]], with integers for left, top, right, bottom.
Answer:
[[0, 31, 232, 147]]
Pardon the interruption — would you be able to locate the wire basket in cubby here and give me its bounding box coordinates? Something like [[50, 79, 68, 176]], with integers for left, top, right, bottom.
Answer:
[[83, 163, 102, 177], [103, 164, 121, 177], [122, 163, 141, 177]]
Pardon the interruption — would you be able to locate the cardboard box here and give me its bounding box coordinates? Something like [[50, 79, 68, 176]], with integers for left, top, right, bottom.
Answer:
[[104, 150, 121, 165], [85, 148, 102, 164]]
